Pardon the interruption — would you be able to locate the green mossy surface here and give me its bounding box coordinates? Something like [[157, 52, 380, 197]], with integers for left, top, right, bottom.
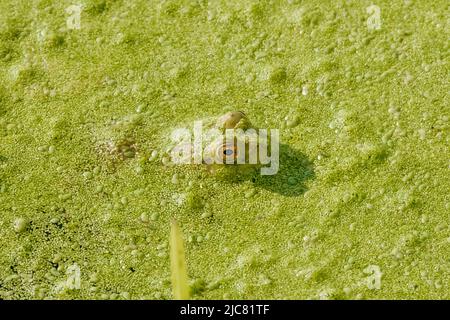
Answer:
[[0, 0, 449, 299]]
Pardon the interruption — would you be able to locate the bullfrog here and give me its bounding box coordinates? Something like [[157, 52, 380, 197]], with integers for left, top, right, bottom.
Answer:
[[167, 111, 271, 180]]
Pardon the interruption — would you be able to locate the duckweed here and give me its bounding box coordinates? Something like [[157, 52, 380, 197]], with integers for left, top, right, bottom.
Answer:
[[140, 213, 149, 223], [13, 217, 28, 233], [0, 0, 448, 301]]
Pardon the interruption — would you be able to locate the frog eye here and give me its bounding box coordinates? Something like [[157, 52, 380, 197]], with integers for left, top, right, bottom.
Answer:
[[215, 143, 238, 163], [223, 148, 234, 156]]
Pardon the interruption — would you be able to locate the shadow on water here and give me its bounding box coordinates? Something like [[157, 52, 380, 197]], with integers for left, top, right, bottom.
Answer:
[[253, 144, 315, 197]]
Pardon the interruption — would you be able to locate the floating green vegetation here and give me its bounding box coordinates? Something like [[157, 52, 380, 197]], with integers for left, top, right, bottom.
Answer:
[[0, 0, 448, 300]]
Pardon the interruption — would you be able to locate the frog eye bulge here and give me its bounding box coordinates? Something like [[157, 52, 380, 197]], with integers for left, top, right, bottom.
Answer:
[[223, 148, 234, 156], [215, 143, 238, 163]]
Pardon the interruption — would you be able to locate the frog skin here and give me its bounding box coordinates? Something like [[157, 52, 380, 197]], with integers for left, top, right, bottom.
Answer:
[[203, 111, 265, 180], [166, 111, 267, 180]]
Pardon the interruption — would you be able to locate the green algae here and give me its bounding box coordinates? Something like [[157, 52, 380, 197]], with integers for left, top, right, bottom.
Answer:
[[0, 0, 449, 300]]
